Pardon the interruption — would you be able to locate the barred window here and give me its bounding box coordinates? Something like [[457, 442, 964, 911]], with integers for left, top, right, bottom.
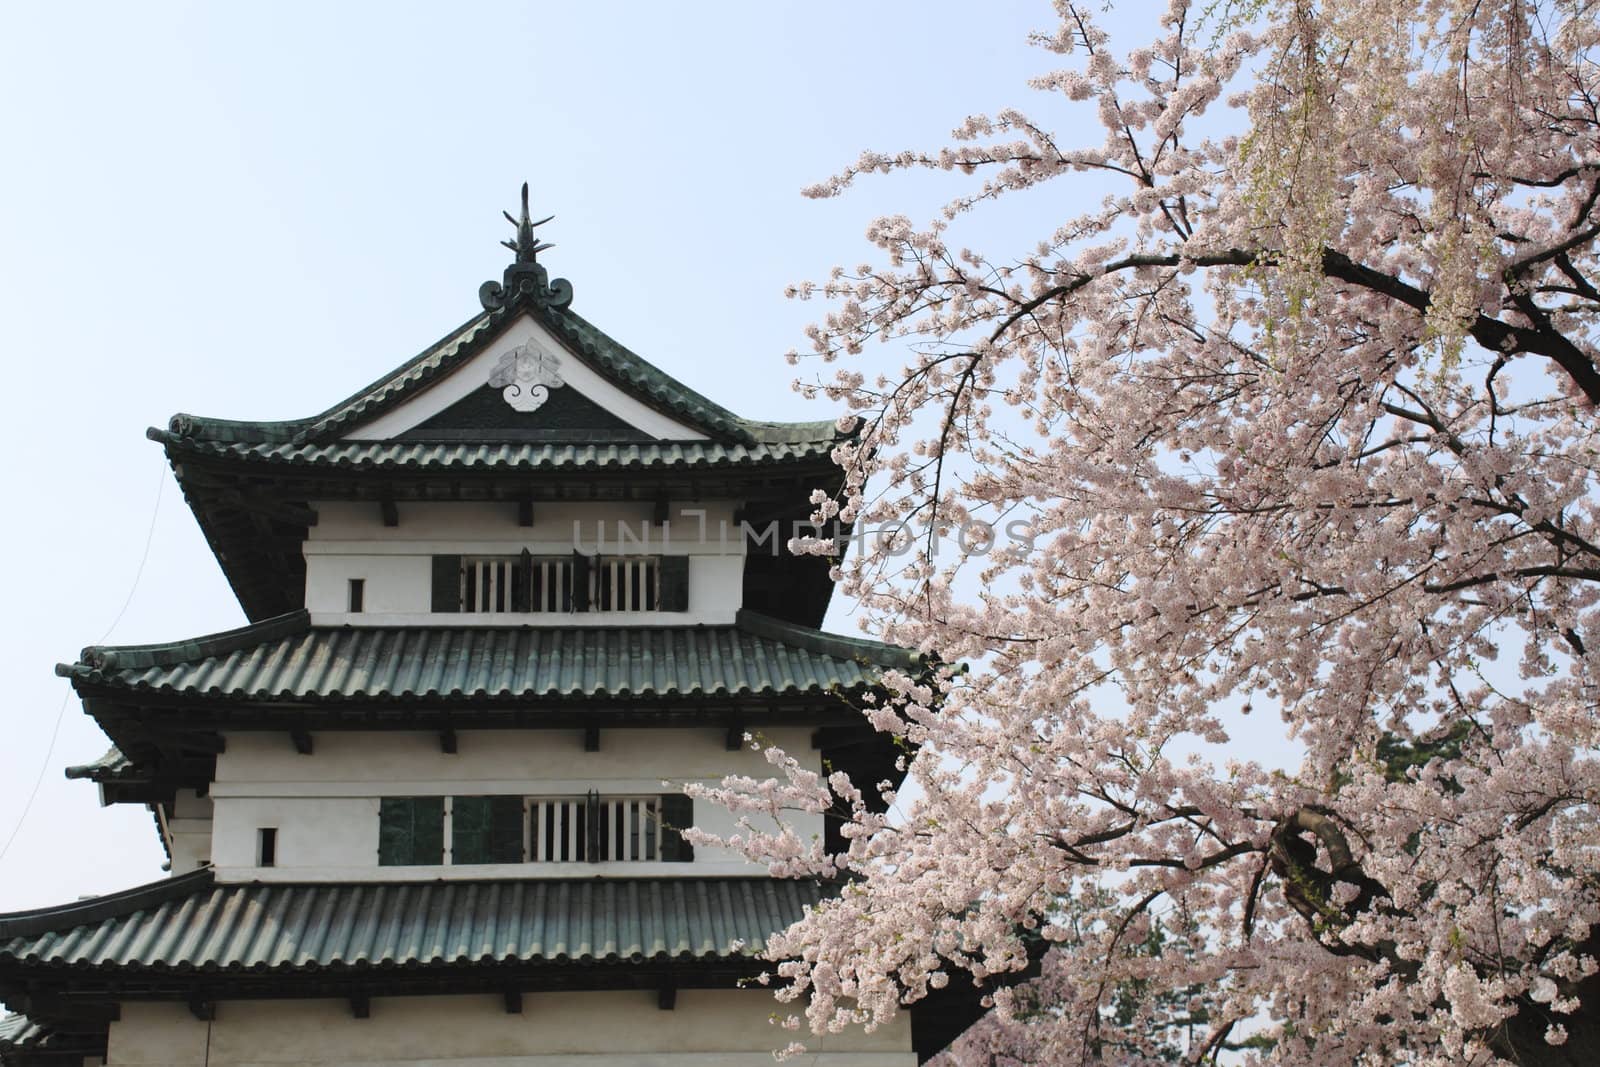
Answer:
[[431, 553, 689, 614], [376, 793, 694, 865]]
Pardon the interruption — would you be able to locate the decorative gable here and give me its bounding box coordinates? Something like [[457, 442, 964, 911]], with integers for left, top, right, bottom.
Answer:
[[342, 314, 708, 442]]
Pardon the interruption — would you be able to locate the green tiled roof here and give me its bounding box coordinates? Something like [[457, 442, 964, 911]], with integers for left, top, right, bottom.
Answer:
[[146, 432, 840, 473], [0, 1014, 44, 1049], [154, 304, 843, 461], [0, 871, 823, 974], [58, 610, 921, 704]]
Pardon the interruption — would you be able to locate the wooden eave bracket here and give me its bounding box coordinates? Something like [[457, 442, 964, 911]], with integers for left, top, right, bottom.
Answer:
[[380, 497, 400, 527], [439, 727, 458, 754], [657, 982, 677, 1011], [584, 724, 600, 752], [724, 724, 744, 752], [517, 495, 535, 527], [350, 993, 371, 1019], [290, 728, 314, 756], [503, 989, 523, 1014], [188, 999, 215, 1022]]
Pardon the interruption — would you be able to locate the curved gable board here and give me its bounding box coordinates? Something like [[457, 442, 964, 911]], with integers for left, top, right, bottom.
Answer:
[[343, 314, 708, 442]]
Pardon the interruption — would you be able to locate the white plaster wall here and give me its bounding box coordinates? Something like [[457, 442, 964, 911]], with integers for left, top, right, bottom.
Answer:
[[304, 501, 746, 625], [106, 992, 914, 1066], [209, 796, 378, 870], [308, 501, 738, 543], [343, 314, 710, 443], [166, 791, 213, 875], [209, 729, 822, 882]]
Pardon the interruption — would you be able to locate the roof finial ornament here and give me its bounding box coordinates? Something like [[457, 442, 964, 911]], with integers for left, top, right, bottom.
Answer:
[[502, 182, 555, 263], [480, 182, 573, 313]]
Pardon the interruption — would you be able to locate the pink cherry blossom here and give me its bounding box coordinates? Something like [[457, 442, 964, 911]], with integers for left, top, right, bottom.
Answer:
[[694, 1, 1600, 1062]]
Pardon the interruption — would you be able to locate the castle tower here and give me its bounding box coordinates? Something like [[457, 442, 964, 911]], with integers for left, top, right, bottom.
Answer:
[[0, 191, 981, 1066]]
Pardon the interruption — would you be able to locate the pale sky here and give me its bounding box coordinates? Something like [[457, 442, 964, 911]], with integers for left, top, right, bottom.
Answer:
[[0, 0, 1090, 909]]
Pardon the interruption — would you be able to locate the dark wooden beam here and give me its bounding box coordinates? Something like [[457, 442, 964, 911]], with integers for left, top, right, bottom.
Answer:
[[653, 498, 670, 525], [380, 498, 400, 527], [517, 497, 535, 527], [439, 728, 458, 755], [124, 724, 227, 755], [503, 989, 523, 1014], [657, 983, 677, 1011], [14, 993, 119, 1023], [290, 729, 314, 756], [350, 994, 370, 1019], [188, 1000, 214, 1022], [725, 724, 744, 752], [217, 490, 319, 528], [584, 725, 600, 752]]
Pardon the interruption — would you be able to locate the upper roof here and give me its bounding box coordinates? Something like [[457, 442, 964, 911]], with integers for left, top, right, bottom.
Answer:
[[150, 426, 842, 473], [151, 204, 849, 465], [149, 190, 851, 624]]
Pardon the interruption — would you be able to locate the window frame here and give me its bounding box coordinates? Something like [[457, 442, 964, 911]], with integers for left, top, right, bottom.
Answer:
[[374, 792, 694, 866]]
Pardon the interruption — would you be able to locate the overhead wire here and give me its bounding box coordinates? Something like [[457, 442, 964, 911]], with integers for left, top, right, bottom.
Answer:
[[0, 458, 167, 867]]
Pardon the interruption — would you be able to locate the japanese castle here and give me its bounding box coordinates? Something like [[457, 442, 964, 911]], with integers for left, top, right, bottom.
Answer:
[[0, 190, 982, 1065]]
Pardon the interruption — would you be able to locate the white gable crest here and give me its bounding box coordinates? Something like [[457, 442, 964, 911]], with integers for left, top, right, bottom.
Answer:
[[487, 341, 565, 412], [342, 315, 708, 441]]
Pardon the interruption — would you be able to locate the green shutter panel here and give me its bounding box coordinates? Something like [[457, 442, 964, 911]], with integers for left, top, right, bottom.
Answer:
[[511, 549, 533, 613], [378, 798, 410, 865], [412, 796, 445, 865], [658, 556, 690, 612], [489, 796, 525, 864], [451, 796, 490, 864], [660, 794, 694, 863], [431, 556, 462, 613], [379, 797, 445, 866], [570, 551, 592, 612]]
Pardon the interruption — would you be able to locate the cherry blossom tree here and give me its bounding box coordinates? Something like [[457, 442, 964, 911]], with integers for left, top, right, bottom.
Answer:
[[689, 1, 1600, 1063]]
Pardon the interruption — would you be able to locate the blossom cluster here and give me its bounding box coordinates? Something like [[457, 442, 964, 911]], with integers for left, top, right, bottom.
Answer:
[[696, 1, 1600, 1063]]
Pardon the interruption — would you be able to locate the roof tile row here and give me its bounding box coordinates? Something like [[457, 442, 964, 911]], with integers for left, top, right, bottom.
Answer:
[[0, 875, 823, 973]]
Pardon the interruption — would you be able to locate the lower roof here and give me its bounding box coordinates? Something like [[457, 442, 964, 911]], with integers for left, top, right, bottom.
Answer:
[[0, 872, 1002, 1065], [0, 870, 822, 975]]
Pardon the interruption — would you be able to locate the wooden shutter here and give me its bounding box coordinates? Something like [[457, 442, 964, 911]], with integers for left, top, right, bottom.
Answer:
[[570, 551, 592, 612], [511, 549, 533, 612], [379, 797, 444, 866], [451, 795, 523, 864], [658, 556, 690, 612], [489, 796, 525, 863], [451, 796, 490, 864], [431, 556, 462, 613], [660, 794, 694, 862]]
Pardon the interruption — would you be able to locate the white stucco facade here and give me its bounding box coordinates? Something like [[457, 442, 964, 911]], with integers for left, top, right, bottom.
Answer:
[[104, 993, 915, 1066], [303, 501, 748, 626], [202, 728, 821, 882]]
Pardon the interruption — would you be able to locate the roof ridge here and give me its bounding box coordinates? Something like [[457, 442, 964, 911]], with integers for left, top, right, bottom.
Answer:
[[153, 304, 849, 453], [0, 868, 215, 940], [60, 609, 310, 674], [540, 305, 750, 442]]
